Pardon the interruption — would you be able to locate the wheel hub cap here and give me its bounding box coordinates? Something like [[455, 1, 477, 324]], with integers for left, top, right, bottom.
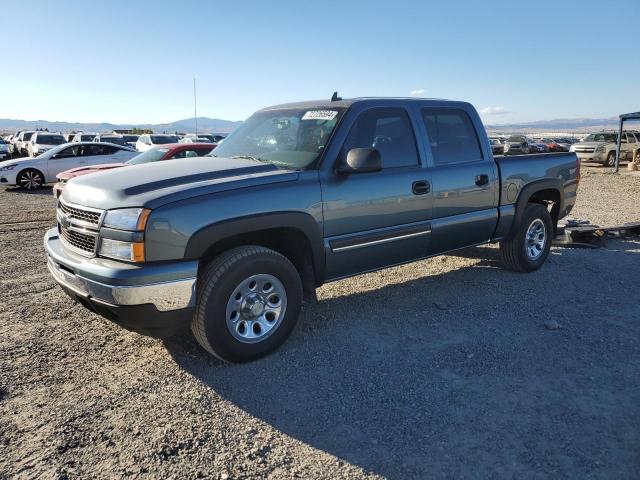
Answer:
[[225, 273, 287, 344], [525, 218, 547, 260]]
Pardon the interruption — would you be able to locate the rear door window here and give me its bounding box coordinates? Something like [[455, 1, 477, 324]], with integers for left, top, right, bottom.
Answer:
[[421, 108, 483, 165]]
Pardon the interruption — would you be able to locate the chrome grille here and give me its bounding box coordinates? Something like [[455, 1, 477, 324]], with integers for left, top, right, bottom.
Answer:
[[59, 226, 97, 254], [58, 200, 102, 226], [57, 200, 104, 257], [575, 147, 595, 153]]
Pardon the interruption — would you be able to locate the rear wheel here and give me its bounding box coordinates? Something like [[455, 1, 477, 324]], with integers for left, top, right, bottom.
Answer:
[[17, 169, 44, 190], [191, 246, 303, 362], [500, 203, 553, 272]]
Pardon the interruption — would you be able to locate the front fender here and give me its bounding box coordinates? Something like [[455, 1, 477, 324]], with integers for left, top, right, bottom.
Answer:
[[184, 211, 325, 283]]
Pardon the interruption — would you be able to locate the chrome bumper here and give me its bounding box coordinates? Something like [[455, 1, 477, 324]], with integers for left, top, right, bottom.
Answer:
[[45, 228, 197, 312]]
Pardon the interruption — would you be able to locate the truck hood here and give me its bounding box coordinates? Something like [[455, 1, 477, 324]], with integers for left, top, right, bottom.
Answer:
[[61, 156, 298, 210]]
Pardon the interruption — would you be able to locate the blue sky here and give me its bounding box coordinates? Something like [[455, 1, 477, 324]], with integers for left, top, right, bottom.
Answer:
[[2, 0, 638, 125]]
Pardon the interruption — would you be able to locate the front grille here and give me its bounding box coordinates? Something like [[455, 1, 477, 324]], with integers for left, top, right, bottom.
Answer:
[[575, 147, 595, 153], [57, 200, 104, 256], [59, 226, 97, 254], [58, 201, 102, 226]]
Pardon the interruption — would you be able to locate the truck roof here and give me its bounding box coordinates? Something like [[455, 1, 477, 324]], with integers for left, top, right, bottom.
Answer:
[[260, 97, 457, 111]]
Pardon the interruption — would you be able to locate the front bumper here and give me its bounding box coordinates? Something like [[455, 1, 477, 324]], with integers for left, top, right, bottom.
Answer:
[[44, 228, 198, 337], [575, 151, 605, 163], [0, 170, 18, 185]]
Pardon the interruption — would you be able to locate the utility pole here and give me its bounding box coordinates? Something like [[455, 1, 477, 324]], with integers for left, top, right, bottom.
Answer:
[[193, 78, 198, 136]]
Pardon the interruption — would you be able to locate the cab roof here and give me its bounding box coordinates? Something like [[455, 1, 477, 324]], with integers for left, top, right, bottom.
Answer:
[[259, 97, 457, 112]]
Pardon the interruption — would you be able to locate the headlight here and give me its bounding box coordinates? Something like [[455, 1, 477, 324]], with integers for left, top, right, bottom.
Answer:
[[99, 208, 150, 262], [595, 144, 605, 153], [102, 208, 151, 231], [99, 238, 145, 262], [0, 163, 17, 171]]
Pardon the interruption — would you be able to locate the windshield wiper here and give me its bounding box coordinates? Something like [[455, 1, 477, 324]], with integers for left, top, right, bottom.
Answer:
[[231, 155, 265, 162]]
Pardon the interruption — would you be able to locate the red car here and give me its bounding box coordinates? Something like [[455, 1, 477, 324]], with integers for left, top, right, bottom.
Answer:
[[53, 143, 216, 197], [536, 138, 565, 152]]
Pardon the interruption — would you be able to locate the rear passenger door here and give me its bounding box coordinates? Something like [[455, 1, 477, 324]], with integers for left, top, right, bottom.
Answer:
[[83, 144, 114, 165], [419, 107, 499, 253], [321, 106, 433, 279]]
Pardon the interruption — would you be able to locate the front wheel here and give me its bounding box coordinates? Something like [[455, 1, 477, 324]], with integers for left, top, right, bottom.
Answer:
[[499, 203, 553, 272], [192, 246, 303, 362], [17, 169, 45, 190], [605, 151, 616, 167]]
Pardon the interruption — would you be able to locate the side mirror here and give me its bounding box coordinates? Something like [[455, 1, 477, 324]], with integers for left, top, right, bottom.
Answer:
[[337, 148, 382, 174]]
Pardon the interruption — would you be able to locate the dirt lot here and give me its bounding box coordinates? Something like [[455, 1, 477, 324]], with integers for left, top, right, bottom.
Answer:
[[1, 167, 639, 479]]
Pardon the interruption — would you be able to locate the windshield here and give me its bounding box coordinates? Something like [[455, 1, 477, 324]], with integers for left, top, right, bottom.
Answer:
[[507, 136, 526, 142], [23, 132, 34, 141], [37, 134, 65, 145], [81, 134, 95, 141], [126, 147, 169, 165], [583, 133, 617, 143], [121, 135, 139, 142], [150, 135, 179, 145], [209, 108, 345, 169]]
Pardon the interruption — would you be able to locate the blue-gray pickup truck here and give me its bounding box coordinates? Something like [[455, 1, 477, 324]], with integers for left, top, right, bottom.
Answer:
[[45, 97, 580, 362]]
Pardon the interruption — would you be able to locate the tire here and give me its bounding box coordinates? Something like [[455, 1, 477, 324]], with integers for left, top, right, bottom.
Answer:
[[605, 151, 616, 167], [191, 245, 303, 362], [17, 168, 45, 190], [499, 203, 553, 273]]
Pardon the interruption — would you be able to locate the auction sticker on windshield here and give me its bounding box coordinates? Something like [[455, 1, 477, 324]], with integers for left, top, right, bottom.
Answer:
[[302, 110, 338, 121]]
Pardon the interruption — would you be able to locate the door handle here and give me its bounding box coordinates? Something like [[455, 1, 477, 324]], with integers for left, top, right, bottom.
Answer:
[[412, 180, 430, 195], [475, 174, 489, 186]]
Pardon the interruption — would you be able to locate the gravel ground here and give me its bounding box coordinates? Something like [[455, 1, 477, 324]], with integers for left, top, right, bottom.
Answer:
[[1, 167, 639, 479]]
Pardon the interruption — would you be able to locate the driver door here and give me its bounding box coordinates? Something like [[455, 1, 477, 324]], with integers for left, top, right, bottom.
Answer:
[[321, 107, 433, 279]]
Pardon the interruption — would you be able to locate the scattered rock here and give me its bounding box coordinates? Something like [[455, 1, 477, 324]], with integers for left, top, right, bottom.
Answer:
[[544, 320, 561, 330], [433, 302, 450, 311]]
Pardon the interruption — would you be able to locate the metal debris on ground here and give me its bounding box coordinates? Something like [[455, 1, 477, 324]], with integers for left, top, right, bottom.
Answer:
[[553, 219, 640, 249]]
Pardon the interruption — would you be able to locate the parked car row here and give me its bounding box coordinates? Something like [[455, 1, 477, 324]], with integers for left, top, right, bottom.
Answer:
[[490, 136, 580, 155], [2, 131, 227, 159], [489, 132, 640, 165]]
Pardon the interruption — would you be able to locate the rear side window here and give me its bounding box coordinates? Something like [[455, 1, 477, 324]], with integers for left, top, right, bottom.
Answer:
[[342, 107, 419, 168], [421, 108, 483, 165], [85, 144, 111, 155]]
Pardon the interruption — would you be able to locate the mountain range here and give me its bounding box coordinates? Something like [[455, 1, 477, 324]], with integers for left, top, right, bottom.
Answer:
[[0, 115, 635, 135], [0, 117, 242, 134]]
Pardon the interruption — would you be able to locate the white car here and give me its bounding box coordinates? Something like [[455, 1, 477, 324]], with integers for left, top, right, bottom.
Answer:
[[0, 142, 137, 190], [0, 138, 11, 160], [135, 134, 180, 152], [27, 132, 67, 157], [93, 134, 128, 146], [120, 134, 140, 149], [14, 131, 36, 157], [71, 133, 98, 142]]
